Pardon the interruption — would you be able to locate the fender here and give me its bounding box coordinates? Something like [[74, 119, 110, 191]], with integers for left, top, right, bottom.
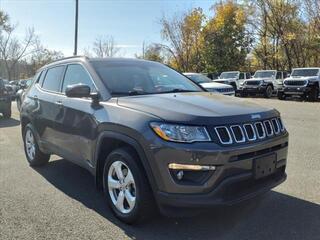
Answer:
[[93, 130, 158, 193]]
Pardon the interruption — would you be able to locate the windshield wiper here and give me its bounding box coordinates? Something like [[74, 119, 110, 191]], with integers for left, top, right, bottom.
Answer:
[[111, 90, 150, 96], [160, 89, 200, 94]]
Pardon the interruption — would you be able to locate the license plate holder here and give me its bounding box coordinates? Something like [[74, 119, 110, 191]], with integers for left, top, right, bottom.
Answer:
[[253, 154, 276, 179]]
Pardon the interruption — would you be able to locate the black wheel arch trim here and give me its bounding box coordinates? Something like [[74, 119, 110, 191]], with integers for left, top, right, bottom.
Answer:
[[93, 130, 158, 193]]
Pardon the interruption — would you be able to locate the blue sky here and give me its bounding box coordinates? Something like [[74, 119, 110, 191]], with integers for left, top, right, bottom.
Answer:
[[0, 0, 215, 57]]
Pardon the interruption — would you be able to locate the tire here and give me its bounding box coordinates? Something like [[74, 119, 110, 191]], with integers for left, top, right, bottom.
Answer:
[[2, 107, 11, 118], [23, 123, 50, 166], [239, 92, 247, 97], [307, 87, 319, 102], [103, 147, 155, 224], [277, 92, 286, 100], [264, 85, 273, 98]]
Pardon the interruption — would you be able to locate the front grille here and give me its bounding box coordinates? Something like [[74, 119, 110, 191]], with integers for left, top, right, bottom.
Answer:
[[245, 81, 261, 86], [263, 120, 273, 136], [212, 117, 285, 145], [215, 127, 232, 144], [254, 122, 266, 139], [283, 80, 307, 86], [215, 88, 234, 93]]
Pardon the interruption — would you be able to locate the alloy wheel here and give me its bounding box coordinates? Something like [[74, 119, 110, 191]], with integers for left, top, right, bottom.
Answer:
[[107, 160, 136, 214], [25, 129, 36, 160]]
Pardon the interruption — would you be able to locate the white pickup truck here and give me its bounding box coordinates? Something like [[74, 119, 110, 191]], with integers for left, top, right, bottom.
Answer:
[[278, 68, 320, 101]]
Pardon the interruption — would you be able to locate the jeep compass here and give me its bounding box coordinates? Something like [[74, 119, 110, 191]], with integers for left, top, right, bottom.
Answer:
[[20, 56, 288, 223]]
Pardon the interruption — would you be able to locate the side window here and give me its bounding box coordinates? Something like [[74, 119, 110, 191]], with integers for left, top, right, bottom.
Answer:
[[283, 72, 288, 79], [246, 72, 251, 79], [276, 72, 282, 79], [37, 70, 46, 86], [42, 66, 64, 92], [239, 73, 244, 79], [62, 64, 95, 93]]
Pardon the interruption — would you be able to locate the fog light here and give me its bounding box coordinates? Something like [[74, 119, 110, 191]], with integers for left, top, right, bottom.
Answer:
[[168, 163, 216, 171], [176, 170, 184, 180]]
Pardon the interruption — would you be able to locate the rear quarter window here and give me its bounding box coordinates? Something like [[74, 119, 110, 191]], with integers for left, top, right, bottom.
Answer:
[[42, 66, 65, 92]]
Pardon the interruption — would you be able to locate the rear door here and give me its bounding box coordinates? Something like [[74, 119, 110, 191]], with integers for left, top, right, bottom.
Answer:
[[34, 65, 66, 153], [56, 64, 98, 168]]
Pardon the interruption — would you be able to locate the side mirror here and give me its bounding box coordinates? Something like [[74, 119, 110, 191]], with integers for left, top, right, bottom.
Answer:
[[65, 84, 91, 98]]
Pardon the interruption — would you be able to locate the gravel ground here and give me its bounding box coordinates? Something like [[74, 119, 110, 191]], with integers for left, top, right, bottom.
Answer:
[[0, 99, 319, 240]]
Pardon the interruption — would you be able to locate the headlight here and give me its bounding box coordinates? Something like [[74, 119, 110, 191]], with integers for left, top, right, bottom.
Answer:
[[150, 122, 211, 143]]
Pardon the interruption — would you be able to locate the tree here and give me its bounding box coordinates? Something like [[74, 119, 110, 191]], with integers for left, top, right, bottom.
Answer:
[[160, 8, 205, 72], [0, 11, 38, 80], [203, 1, 251, 72], [28, 43, 64, 75], [92, 35, 120, 57], [136, 42, 164, 63]]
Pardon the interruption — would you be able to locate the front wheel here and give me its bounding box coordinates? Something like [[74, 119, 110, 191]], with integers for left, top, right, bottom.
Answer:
[[23, 124, 50, 166], [277, 92, 286, 100], [307, 87, 319, 102], [264, 85, 273, 98], [103, 147, 155, 224], [2, 107, 11, 118]]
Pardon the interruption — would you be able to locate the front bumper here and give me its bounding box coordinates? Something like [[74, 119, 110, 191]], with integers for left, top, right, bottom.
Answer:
[[147, 133, 288, 209], [280, 86, 311, 95], [238, 85, 267, 94]]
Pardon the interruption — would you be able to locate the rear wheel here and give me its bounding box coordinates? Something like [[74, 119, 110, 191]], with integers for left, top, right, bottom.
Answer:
[[103, 147, 155, 224], [2, 107, 11, 118], [23, 124, 50, 166], [264, 85, 273, 98]]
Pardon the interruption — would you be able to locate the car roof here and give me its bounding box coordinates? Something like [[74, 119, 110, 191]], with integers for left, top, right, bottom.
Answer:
[[38, 56, 158, 72], [292, 67, 320, 70]]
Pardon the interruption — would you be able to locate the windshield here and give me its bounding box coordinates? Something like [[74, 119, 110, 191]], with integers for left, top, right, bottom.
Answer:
[[92, 61, 203, 96], [291, 69, 319, 77], [185, 74, 212, 84], [219, 72, 239, 79], [254, 71, 276, 78]]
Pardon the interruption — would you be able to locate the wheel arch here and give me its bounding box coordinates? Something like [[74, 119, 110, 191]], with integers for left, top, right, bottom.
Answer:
[[94, 131, 157, 193]]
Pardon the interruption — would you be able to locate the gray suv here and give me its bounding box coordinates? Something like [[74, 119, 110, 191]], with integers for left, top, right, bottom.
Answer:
[[20, 57, 288, 223]]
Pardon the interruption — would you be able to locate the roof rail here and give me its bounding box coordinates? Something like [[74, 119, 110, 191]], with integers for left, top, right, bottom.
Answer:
[[48, 55, 89, 65]]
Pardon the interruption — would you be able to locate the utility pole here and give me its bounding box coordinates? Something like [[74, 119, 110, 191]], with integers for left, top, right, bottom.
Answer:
[[73, 0, 79, 56]]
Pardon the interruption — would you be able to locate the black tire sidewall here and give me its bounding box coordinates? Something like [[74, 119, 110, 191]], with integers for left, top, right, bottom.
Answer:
[[23, 124, 49, 166], [265, 86, 272, 98], [102, 148, 147, 223]]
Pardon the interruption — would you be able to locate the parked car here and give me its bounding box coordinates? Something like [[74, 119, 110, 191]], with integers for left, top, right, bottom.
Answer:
[[213, 71, 251, 90], [206, 72, 221, 80], [278, 67, 320, 101], [184, 72, 235, 96], [20, 56, 288, 224], [0, 79, 12, 118], [16, 78, 33, 111], [238, 70, 288, 98]]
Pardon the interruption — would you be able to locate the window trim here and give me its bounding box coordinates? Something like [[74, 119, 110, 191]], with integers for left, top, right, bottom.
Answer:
[[39, 64, 66, 95], [61, 63, 97, 94]]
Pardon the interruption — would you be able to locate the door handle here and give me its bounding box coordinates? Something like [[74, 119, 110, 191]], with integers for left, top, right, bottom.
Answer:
[[55, 101, 63, 107], [33, 95, 38, 100]]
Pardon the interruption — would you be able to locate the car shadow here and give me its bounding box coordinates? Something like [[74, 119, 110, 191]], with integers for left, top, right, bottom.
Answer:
[[0, 116, 20, 128], [35, 159, 320, 240]]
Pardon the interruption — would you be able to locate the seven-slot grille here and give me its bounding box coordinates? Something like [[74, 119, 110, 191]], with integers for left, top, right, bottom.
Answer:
[[283, 80, 307, 86], [214, 117, 285, 145], [245, 81, 261, 86]]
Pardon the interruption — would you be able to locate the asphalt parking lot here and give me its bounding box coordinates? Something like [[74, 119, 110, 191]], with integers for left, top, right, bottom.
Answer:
[[0, 99, 319, 240]]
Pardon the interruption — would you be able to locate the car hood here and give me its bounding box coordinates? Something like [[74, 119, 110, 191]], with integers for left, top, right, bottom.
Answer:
[[117, 92, 276, 124], [285, 76, 318, 81], [200, 82, 233, 89], [247, 77, 273, 81], [213, 78, 236, 82]]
